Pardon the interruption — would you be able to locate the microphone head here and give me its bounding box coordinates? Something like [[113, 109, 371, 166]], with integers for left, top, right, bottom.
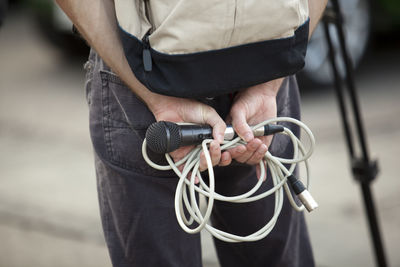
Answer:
[[145, 121, 181, 153]]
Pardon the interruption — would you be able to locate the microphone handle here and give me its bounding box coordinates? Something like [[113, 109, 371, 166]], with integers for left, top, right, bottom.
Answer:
[[180, 124, 213, 146], [222, 125, 279, 140], [179, 124, 284, 146]]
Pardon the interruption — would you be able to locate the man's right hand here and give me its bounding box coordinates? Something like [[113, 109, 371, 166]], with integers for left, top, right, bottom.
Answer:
[[146, 94, 231, 172]]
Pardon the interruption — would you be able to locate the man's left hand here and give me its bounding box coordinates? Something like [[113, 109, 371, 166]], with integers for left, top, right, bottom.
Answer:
[[198, 78, 283, 175], [226, 78, 283, 178]]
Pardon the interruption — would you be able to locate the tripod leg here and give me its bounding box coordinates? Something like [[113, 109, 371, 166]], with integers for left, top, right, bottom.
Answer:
[[361, 182, 388, 267], [322, 20, 355, 158], [323, 1, 388, 265], [331, 0, 370, 162]]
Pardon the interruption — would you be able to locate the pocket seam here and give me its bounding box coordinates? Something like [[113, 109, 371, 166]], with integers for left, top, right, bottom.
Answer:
[[101, 74, 117, 167], [100, 70, 131, 129], [100, 71, 147, 171]]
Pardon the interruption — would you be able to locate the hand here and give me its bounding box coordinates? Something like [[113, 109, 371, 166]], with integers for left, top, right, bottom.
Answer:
[[227, 78, 284, 178], [145, 94, 230, 174]]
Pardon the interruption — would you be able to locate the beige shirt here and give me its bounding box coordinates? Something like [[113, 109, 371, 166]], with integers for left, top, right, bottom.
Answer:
[[115, 0, 309, 54]]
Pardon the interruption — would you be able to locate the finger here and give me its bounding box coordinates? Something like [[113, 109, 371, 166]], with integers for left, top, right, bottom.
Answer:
[[227, 144, 246, 159], [256, 165, 261, 180], [246, 143, 268, 165], [233, 139, 262, 163], [201, 106, 226, 143], [186, 171, 200, 184], [258, 136, 273, 151], [209, 140, 221, 166], [231, 107, 253, 142], [199, 140, 221, 171], [219, 151, 232, 167], [178, 164, 185, 174]]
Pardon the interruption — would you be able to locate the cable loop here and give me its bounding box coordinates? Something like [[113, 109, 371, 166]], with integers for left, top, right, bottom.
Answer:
[[142, 117, 315, 242]]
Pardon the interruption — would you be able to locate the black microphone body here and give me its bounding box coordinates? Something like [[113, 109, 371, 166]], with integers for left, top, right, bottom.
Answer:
[[146, 121, 284, 154], [179, 124, 213, 146]]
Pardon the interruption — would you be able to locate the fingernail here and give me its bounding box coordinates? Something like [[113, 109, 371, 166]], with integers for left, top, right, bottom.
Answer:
[[221, 153, 226, 162]]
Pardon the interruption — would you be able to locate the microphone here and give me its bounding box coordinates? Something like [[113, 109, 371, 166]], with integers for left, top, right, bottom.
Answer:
[[145, 121, 284, 154]]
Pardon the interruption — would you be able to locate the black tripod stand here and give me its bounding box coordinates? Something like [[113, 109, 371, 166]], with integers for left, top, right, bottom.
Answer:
[[322, 1, 388, 266]]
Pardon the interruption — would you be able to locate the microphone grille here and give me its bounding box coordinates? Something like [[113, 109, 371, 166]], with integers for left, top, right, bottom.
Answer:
[[145, 121, 181, 153]]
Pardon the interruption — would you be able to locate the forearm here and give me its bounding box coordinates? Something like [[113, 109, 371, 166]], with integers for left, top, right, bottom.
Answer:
[[308, 0, 328, 38], [56, 0, 160, 110]]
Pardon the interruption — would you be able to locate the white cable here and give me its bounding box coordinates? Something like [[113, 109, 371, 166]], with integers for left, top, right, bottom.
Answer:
[[142, 117, 316, 243]]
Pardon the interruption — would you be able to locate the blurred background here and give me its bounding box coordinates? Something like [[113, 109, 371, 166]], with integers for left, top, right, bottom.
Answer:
[[0, 0, 399, 266]]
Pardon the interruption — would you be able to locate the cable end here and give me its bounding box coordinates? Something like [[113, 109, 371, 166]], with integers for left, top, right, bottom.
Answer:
[[287, 174, 318, 212], [264, 124, 285, 135], [297, 190, 318, 212]]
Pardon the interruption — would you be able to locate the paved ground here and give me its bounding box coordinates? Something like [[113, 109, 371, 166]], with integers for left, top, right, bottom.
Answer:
[[1, 10, 399, 267]]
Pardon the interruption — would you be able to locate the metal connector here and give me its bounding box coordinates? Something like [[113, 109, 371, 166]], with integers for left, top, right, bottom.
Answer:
[[298, 190, 319, 212]]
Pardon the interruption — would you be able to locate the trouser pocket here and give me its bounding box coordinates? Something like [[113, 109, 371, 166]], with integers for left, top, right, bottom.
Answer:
[[88, 63, 176, 177]]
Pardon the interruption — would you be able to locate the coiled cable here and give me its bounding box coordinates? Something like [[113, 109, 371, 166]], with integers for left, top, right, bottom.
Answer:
[[142, 117, 317, 242]]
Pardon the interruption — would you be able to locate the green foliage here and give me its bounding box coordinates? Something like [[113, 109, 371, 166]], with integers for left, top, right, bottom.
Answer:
[[24, 0, 53, 17], [380, 0, 400, 22]]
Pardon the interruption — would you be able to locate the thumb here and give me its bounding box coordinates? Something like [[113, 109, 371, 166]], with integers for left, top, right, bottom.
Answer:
[[201, 106, 226, 143], [231, 108, 253, 142]]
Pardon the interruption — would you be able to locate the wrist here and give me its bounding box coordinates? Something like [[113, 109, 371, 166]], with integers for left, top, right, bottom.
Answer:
[[260, 78, 284, 97], [140, 91, 184, 120], [139, 90, 167, 115], [239, 78, 284, 99], [120, 71, 168, 115]]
